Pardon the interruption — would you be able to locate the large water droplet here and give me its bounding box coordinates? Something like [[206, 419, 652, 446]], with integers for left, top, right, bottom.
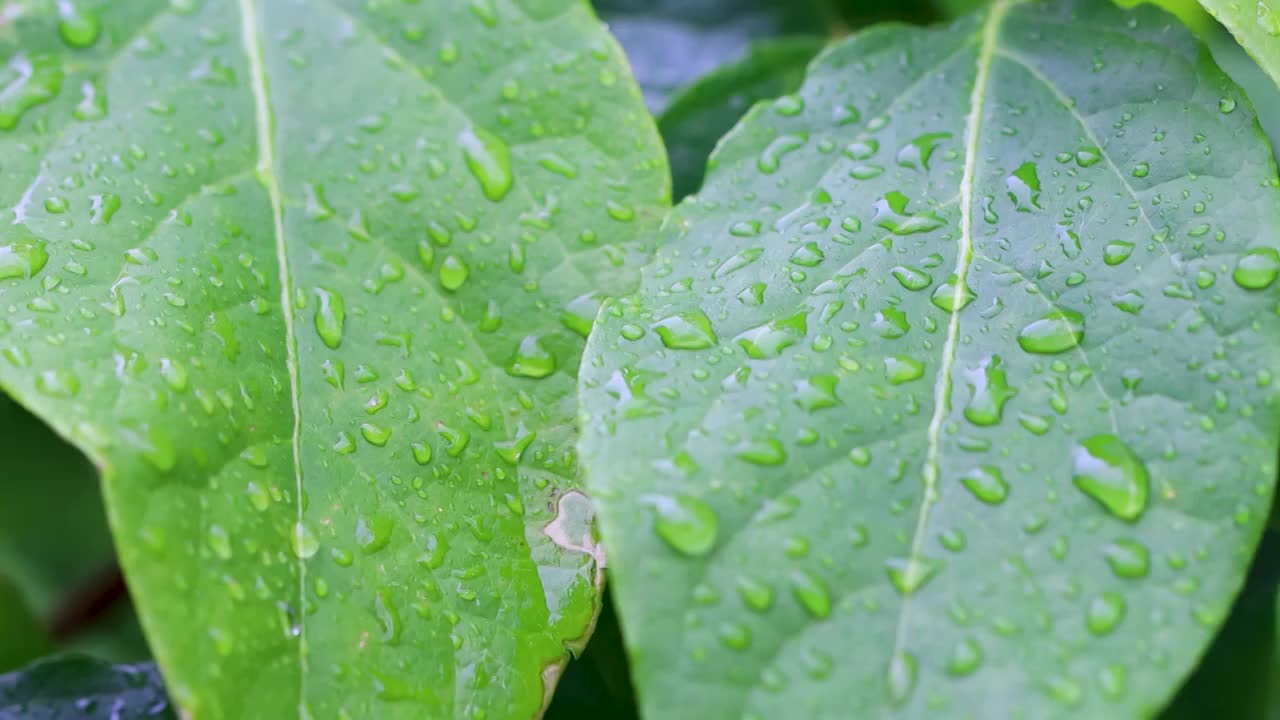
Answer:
[[1006, 161, 1042, 211], [962, 355, 1016, 426], [1071, 434, 1148, 521], [735, 312, 808, 359], [887, 651, 917, 706], [505, 334, 556, 378], [1017, 309, 1084, 355], [930, 274, 975, 313], [0, 232, 49, 280], [653, 310, 717, 350], [313, 288, 345, 349], [1233, 247, 1280, 290], [458, 125, 513, 201], [0, 54, 63, 130], [885, 556, 942, 596], [790, 569, 831, 618], [960, 465, 1008, 505], [291, 522, 319, 559], [56, 1, 101, 48], [647, 494, 717, 556], [1104, 538, 1149, 578], [873, 191, 945, 235]]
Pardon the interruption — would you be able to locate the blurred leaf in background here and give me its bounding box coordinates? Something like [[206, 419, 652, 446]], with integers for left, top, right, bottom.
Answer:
[[0, 396, 148, 667], [659, 37, 826, 199], [0, 655, 171, 719], [592, 0, 834, 110]]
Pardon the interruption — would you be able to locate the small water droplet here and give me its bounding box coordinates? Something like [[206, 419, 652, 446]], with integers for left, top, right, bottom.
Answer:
[[887, 652, 917, 706], [885, 556, 942, 596], [291, 523, 319, 559], [505, 334, 556, 378], [1104, 538, 1149, 578], [790, 569, 831, 618]]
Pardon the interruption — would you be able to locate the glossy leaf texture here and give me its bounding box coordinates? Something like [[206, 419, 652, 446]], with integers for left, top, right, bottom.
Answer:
[[1196, 0, 1280, 88], [579, 1, 1280, 718], [0, 656, 172, 720], [0, 0, 666, 718], [592, 0, 831, 110], [660, 37, 826, 200]]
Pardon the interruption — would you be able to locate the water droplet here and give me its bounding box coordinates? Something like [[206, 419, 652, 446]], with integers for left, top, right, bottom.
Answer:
[[790, 569, 831, 618], [0, 54, 63, 130], [1219, 97, 1237, 114], [1132, 162, 1150, 178], [458, 125, 513, 201], [1006, 162, 1041, 211], [1017, 309, 1084, 355], [885, 556, 942, 596], [356, 515, 394, 555], [653, 310, 717, 350], [891, 265, 932, 291], [313, 288, 344, 349], [896, 132, 950, 170], [735, 312, 808, 359], [90, 193, 120, 224], [0, 232, 49, 280], [887, 652, 917, 706], [1104, 538, 1149, 578], [439, 254, 469, 290], [647, 494, 717, 556], [1233, 247, 1280, 289], [930, 274, 975, 313], [56, 1, 101, 47], [35, 368, 79, 398], [360, 423, 392, 447], [737, 438, 787, 466], [885, 356, 925, 385], [291, 523, 319, 559], [757, 133, 807, 173], [1071, 434, 1148, 521], [947, 638, 983, 676], [794, 374, 839, 410], [1085, 592, 1126, 635], [737, 576, 773, 612], [505, 334, 556, 378], [789, 242, 824, 267], [1103, 241, 1134, 266], [962, 355, 1016, 426], [960, 465, 1008, 505], [873, 191, 945, 235]]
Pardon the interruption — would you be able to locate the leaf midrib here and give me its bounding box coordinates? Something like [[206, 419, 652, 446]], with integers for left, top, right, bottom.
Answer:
[[888, 0, 1015, 675], [236, 0, 309, 710]]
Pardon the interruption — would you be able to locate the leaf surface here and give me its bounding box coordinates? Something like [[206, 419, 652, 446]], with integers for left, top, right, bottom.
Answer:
[[593, 0, 831, 110], [579, 1, 1280, 717], [659, 37, 826, 200], [1196, 0, 1280, 88], [0, 0, 666, 717], [0, 655, 172, 720]]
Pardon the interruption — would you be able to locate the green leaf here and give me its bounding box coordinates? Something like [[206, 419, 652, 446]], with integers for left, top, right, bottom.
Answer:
[[1204, 11, 1280, 161], [660, 37, 826, 200], [0, 394, 114, 616], [0, 578, 51, 673], [1196, 0, 1280, 89], [579, 1, 1280, 717], [0, 655, 172, 719], [593, 0, 831, 110], [0, 1, 666, 717]]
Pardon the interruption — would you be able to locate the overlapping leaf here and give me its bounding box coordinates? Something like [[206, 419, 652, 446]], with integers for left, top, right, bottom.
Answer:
[[1196, 0, 1280, 88], [0, 0, 666, 717], [579, 0, 1280, 717]]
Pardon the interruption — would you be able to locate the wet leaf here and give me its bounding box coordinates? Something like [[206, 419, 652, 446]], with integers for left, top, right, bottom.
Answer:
[[0, 655, 172, 720], [659, 37, 826, 199], [593, 0, 831, 110], [0, 1, 666, 717], [579, 1, 1280, 717]]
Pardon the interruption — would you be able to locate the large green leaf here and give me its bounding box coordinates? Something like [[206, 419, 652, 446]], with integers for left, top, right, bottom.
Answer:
[[0, 655, 172, 719], [1196, 0, 1280, 89], [592, 0, 831, 110], [0, 0, 666, 717], [579, 1, 1280, 717], [659, 37, 826, 200]]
